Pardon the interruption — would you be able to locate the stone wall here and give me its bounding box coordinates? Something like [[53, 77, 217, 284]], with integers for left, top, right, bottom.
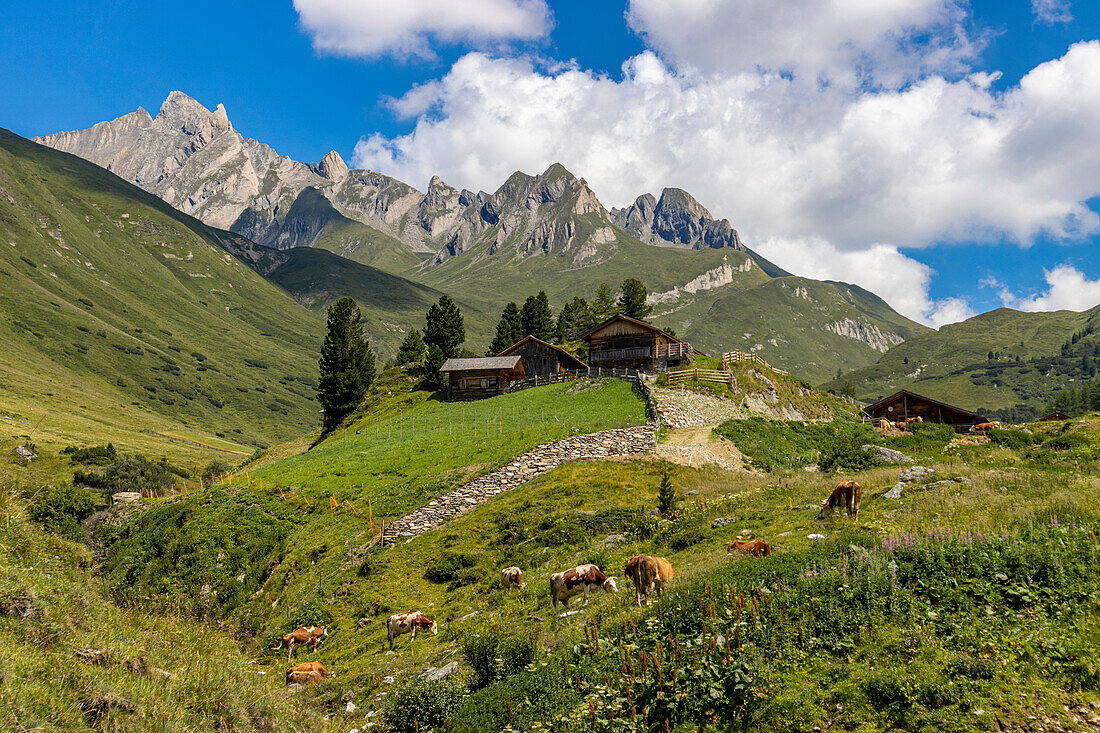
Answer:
[[380, 425, 656, 543]]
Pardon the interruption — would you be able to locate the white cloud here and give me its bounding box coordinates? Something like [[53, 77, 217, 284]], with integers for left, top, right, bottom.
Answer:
[[1000, 264, 1100, 312], [1032, 0, 1073, 24], [292, 0, 552, 60], [625, 0, 978, 84]]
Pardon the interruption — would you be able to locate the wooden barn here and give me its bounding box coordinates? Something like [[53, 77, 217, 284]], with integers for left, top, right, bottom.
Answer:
[[440, 356, 526, 401], [863, 389, 987, 430], [580, 314, 694, 372], [497, 335, 588, 377], [1038, 411, 1070, 422]]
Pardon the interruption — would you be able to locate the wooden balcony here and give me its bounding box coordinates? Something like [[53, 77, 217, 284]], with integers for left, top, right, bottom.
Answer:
[[589, 346, 653, 362]]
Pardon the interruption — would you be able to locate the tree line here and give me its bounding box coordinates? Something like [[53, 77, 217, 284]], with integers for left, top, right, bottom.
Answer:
[[316, 279, 661, 430]]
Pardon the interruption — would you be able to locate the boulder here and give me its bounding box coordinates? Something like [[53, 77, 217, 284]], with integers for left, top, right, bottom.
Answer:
[[711, 517, 737, 529], [861, 445, 913, 464], [419, 662, 460, 681], [899, 466, 935, 483]]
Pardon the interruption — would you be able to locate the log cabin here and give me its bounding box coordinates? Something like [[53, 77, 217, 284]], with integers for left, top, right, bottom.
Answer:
[[440, 356, 526, 401], [580, 314, 694, 373], [863, 389, 987, 431], [497, 335, 588, 377]]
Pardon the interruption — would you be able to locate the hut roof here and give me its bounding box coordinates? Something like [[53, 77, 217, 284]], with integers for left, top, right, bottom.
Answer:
[[1038, 411, 1070, 422], [579, 313, 683, 343], [863, 389, 985, 421], [440, 355, 523, 372], [497, 335, 588, 369]]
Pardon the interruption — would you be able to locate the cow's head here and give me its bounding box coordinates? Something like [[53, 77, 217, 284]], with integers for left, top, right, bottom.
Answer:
[[604, 576, 619, 593], [320, 626, 328, 637], [429, 619, 439, 635]]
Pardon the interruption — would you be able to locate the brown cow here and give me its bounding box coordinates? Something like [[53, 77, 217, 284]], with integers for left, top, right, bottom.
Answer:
[[727, 539, 771, 557], [905, 416, 923, 424], [877, 418, 892, 430], [624, 555, 675, 606], [386, 611, 437, 650], [818, 480, 862, 519], [286, 670, 321, 686], [500, 566, 526, 589], [894, 421, 908, 431], [549, 564, 619, 615], [277, 626, 327, 663], [285, 661, 334, 685], [971, 421, 1001, 433]]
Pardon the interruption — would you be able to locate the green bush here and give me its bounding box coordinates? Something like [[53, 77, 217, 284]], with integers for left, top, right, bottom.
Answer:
[[989, 428, 1041, 451], [713, 417, 876, 471], [60, 443, 117, 465], [819, 434, 882, 472], [380, 676, 468, 732], [656, 471, 676, 513], [28, 484, 98, 537], [423, 552, 477, 583], [667, 526, 706, 551], [202, 457, 233, 482], [460, 625, 538, 688]]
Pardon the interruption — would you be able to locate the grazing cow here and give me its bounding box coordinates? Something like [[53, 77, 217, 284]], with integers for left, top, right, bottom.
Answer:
[[877, 418, 892, 430], [500, 566, 526, 590], [894, 421, 908, 431], [386, 611, 437, 651], [727, 540, 772, 557], [277, 626, 327, 663], [905, 416, 924, 424], [818, 480, 862, 519], [971, 421, 1001, 433], [286, 670, 322, 686], [624, 555, 676, 606], [286, 661, 334, 685], [549, 564, 619, 614]]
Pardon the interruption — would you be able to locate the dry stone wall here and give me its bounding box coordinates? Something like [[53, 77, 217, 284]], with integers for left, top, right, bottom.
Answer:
[[381, 425, 656, 543]]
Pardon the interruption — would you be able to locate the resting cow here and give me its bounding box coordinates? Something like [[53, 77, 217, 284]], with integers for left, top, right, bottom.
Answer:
[[500, 566, 526, 589], [286, 670, 321, 686], [727, 539, 771, 557], [624, 555, 675, 606], [277, 626, 327, 663], [386, 611, 437, 650], [905, 416, 923, 424], [971, 421, 1001, 433], [894, 421, 908, 431], [549, 564, 618, 615], [286, 661, 334, 686], [819, 480, 862, 519]]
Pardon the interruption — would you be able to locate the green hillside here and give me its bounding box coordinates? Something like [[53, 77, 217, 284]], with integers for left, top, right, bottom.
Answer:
[[829, 305, 1100, 420]]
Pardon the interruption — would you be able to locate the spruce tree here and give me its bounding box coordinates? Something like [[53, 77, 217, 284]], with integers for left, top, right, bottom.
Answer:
[[618, 278, 652, 320], [396, 328, 426, 365], [521, 291, 554, 341], [488, 302, 523, 354], [593, 282, 618, 321], [556, 296, 593, 343], [503, 302, 522, 343], [656, 471, 676, 513], [317, 297, 375, 430], [424, 343, 447, 391], [424, 295, 465, 359]]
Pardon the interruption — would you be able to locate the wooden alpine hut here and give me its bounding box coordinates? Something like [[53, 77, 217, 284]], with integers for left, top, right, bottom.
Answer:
[[580, 314, 694, 373], [496, 335, 587, 377], [440, 356, 526, 401], [863, 389, 987, 431]]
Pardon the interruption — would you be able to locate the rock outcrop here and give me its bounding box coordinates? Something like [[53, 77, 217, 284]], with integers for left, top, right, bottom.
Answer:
[[611, 187, 746, 252], [825, 318, 906, 353]]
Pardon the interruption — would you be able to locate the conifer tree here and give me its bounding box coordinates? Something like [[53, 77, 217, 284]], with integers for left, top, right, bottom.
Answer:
[[488, 302, 523, 354], [521, 291, 555, 341], [317, 297, 375, 430], [396, 328, 426, 365], [423, 343, 447, 390], [593, 282, 618, 321], [618, 278, 652, 320], [656, 471, 676, 513], [424, 295, 465, 359]]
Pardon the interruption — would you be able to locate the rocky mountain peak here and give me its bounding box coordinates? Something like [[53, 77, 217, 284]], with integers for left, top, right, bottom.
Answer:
[[156, 91, 232, 135], [611, 186, 744, 252], [315, 150, 349, 181]]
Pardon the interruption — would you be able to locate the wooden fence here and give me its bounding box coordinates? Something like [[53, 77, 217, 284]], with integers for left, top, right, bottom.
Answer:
[[720, 350, 790, 376], [663, 368, 739, 390], [504, 367, 662, 429]]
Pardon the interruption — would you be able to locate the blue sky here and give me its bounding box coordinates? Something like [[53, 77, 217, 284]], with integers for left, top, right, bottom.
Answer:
[[3, 0, 1099, 325]]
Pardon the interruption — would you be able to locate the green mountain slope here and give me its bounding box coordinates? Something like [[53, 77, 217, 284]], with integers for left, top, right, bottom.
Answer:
[[828, 305, 1100, 419], [0, 128, 325, 446]]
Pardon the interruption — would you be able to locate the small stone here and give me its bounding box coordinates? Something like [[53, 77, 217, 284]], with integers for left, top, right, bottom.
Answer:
[[807, 533, 825, 540], [345, 702, 357, 714]]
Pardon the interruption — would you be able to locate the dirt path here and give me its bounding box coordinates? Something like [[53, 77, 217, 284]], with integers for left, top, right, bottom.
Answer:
[[653, 426, 749, 472]]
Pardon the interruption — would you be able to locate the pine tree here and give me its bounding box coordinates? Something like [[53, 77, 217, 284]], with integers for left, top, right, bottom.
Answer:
[[424, 295, 465, 359], [521, 291, 555, 341], [317, 297, 375, 430], [503, 302, 522, 343], [488, 302, 523, 354], [656, 471, 676, 513], [396, 328, 426, 366], [423, 343, 447, 391], [593, 282, 618, 321], [618, 278, 652, 320], [555, 296, 593, 343]]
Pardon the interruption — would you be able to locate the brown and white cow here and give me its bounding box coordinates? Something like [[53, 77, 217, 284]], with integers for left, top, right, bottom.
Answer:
[[277, 626, 327, 663], [549, 564, 619, 615], [727, 540, 772, 557], [894, 421, 908, 431], [386, 611, 437, 650], [819, 480, 862, 519], [500, 566, 526, 590], [624, 556, 675, 606], [285, 661, 334, 686], [905, 416, 924, 424], [286, 670, 322, 686], [971, 421, 1001, 433], [877, 418, 892, 430]]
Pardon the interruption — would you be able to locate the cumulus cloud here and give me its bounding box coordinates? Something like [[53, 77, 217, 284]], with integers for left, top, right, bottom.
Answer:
[[625, 0, 978, 83], [1032, 0, 1073, 24], [1000, 264, 1100, 312], [293, 0, 552, 59]]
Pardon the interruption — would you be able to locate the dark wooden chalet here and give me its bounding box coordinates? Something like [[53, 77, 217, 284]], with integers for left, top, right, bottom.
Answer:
[[863, 389, 987, 430], [580, 314, 694, 372], [440, 356, 526, 401], [497, 335, 588, 377], [1037, 411, 1070, 422]]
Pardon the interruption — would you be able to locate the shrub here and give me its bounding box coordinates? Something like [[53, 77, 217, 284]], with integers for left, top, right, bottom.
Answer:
[[28, 484, 98, 537], [380, 676, 468, 733], [668, 527, 706, 551], [460, 625, 537, 688], [656, 471, 676, 513], [989, 428, 1041, 451], [202, 458, 233, 482], [424, 552, 477, 583], [819, 434, 881, 472], [60, 443, 117, 465]]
